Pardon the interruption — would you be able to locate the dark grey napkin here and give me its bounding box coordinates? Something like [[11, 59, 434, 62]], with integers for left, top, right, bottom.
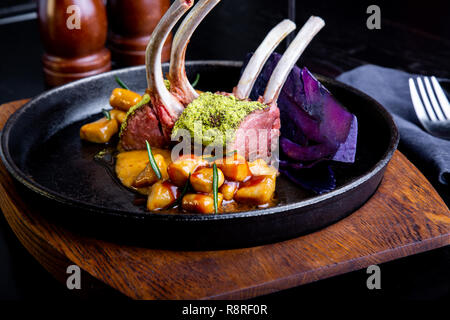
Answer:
[[337, 65, 450, 187]]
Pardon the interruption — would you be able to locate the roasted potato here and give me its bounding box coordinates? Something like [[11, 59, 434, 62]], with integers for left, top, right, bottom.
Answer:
[[248, 159, 278, 179], [167, 155, 208, 187], [133, 154, 169, 188], [215, 153, 252, 182], [190, 167, 224, 193], [80, 118, 118, 143], [182, 193, 224, 214], [109, 88, 142, 111], [219, 181, 239, 201], [147, 181, 179, 211], [110, 109, 127, 124], [234, 175, 275, 205]]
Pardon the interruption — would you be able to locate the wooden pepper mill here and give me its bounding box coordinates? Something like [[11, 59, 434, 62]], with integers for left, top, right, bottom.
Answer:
[[107, 0, 172, 67], [38, 0, 111, 87]]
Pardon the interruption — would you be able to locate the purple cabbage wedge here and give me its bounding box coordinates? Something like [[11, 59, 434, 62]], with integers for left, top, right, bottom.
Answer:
[[243, 52, 358, 194]]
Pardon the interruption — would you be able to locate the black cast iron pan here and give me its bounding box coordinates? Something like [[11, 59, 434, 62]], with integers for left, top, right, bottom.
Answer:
[[0, 61, 398, 249]]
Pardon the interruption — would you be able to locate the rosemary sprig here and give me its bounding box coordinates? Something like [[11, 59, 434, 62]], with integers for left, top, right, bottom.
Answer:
[[145, 140, 162, 180], [191, 73, 200, 88], [115, 76, 130, 90], [102, 108, 111, 120], [213, 163, 218, 214]]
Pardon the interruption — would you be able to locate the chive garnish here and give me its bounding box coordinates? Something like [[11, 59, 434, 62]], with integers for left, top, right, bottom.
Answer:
[[102, 108, 111, 120], [145, 140, 162, 180], [115, 76, 130, 90], [191, 73, 200, 88], [213, 163, 218, 214]]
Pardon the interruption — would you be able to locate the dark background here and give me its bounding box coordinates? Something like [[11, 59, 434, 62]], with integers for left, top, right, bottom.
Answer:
[[0, 0, 448, 301]]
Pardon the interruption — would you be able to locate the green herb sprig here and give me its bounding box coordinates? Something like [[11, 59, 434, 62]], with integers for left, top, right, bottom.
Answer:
[[145, 140, 162, 180], [191, 74, 200, 88], [102, 108, 111, 120], [115, 76, 130, 90], [213, 163, 218, 214]]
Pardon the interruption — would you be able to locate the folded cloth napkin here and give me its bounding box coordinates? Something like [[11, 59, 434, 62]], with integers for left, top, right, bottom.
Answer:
[[337, 65, 450, 190]]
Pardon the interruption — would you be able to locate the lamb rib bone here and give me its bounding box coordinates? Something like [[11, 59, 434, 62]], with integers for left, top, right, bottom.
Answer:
[[145, 0, 194, 138], [263, 16, 325, 105], [229, 16, 325, 160], [168, 0, 221, 106], [234, 19, 296, 100]]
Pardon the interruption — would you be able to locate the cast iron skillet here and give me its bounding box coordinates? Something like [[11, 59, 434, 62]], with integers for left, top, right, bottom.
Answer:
[[0, 61, 398, 249]]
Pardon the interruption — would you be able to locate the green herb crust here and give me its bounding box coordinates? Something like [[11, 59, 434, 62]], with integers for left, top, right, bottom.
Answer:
[[119, 94, 151, 136], [164, 80, 171, 90], [172, 92, 267, 146]]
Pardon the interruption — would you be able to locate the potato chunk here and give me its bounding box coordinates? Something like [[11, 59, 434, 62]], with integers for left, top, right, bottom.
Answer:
[[190, 167, 224, 193], [248, 159, 278, 179], [110, 109, 127, 124], [182, 193, 224, 214], [80, 118, 118, 143], [109, 88, 142, 111], [234, 175, 275, 205], [147, 181, 179, 211], [115, 150, 171, 195], [219, 181, 239, 201], [215, 153, 252, 182], [133, 154, 169, 188], [167, 155, 208, 187]]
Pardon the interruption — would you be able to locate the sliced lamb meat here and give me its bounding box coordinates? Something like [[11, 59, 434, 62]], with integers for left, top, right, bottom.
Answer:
[[120, 97, 167, 149], [228, 103, 281, 160], [121, 8, 293, 151], [171, 19, 297, 159], [172, 18, 323, 160]]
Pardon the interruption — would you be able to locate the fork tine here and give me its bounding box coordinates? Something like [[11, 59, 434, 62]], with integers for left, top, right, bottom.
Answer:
[[424, 77, 446, 120], [416, 77, 438, 121], [431, 76, 450, 119], [409, 78, 429, 124]]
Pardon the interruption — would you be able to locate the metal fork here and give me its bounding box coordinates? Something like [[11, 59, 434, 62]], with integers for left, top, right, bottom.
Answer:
[[409, 76, 450, 140]]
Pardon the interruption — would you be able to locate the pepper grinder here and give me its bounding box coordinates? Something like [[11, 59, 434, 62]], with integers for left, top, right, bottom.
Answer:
[[107, 0, 172, 67], [38, 0, 111, 87]]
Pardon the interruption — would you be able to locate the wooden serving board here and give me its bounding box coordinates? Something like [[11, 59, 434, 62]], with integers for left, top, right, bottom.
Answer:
[[0, 100, 449, 299]]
